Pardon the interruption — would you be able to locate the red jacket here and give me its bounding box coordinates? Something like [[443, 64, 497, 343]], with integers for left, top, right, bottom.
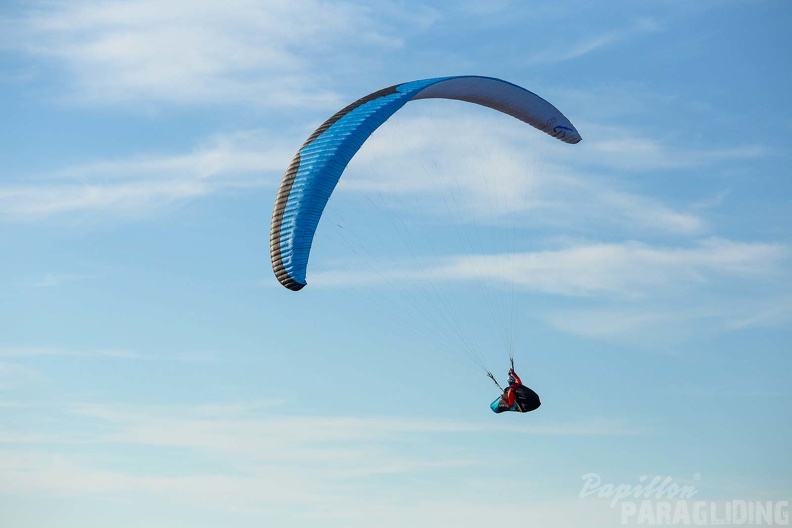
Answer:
[[504, 370, 522, 407]]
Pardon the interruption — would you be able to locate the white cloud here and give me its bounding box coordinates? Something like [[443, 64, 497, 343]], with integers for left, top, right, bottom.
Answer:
[[1, 86, 760, 235], [0, 346, 224, 366], [4, 0, 439, 107], [456, 239, 785, 296], [0, 446, 620, 527], [0, 71, 769, 262], [312, 238, 788, 295], [0, 130, 291, 221], [0, 346, 144, 359], [526, 17, 662, 64], [52, 130, 287, 180], [580, 127, 771, 172], [61, 403, 643, 454], [23, 272, 98, 288], [334, 107, 714, 236], [310, 237, 791, 345], [0, 401, 29, 408], [0, 181, 207, 220], [539, 294, 792, 345], [0, 400, 643, 525], [0, 361, 46, 390]]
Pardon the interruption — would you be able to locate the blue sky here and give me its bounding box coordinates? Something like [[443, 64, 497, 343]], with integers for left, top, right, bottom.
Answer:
[[1, 1, 790, 527]]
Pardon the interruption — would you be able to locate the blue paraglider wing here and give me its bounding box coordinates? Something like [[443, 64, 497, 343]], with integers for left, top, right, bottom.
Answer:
[[270, 76, 582, 291]]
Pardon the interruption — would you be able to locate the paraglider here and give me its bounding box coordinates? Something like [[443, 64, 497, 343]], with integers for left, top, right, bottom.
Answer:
[[269, 75, 581, 414], [489, 360, 541, 414]]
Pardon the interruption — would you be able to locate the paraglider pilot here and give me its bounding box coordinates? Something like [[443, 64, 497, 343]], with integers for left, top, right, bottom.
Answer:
[[489, 359, 541, 414], [501, 367, 523, 409]]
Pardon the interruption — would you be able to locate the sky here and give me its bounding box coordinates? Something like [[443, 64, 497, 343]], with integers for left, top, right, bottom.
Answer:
[[1, 1, 790, 527]]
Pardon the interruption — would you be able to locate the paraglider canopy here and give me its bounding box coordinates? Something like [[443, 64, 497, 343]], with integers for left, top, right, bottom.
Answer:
[[270, 75, 582, 291]]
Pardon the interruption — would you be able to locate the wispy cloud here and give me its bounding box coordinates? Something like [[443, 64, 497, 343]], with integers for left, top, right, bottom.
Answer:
[[23, 272, 98, 288], [527, 17, 662, 64], [310, 237, 792, 344], [312, 238, 789, 296], [539, 294, 792, 345], [0, 400, 643, 523], [0, 445, 620, 527], [1, 92, 763, 231], [332, 107, 772, 235], [0, 346, 145, 359], [335, 108, 724, 236], [2, 0, 439, 107], [0, 346, 223, 366], [580, 125, 772, 172], [0, 180, 211, 220], [0, 349, 146, 388], [0, 129, 291, 221], [0, 108, 717, 235], [0, 401, 29, 408], [0, 361, 46, 390]]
